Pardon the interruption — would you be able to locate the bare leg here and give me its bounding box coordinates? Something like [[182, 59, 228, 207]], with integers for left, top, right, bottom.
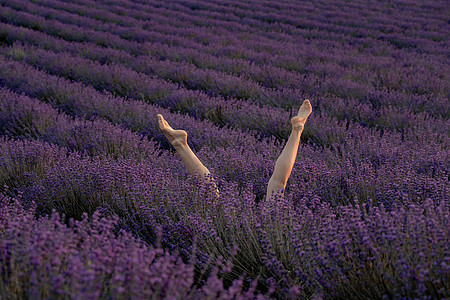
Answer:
[[158, 114, 218, 195], [266, 100, 312, 201]]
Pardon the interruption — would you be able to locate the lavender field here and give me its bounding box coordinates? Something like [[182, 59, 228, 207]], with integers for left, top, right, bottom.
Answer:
[[0, 0, 449, 298]]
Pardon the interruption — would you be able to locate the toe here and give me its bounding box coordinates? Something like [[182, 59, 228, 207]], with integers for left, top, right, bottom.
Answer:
[[157, 115, 166, 129]]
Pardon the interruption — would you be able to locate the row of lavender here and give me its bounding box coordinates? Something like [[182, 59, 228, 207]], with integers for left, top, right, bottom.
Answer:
[[1, 94, 448, 298], [1, 39, 431, 146], [10, 0, 450, 87], [1, 121, 450, 298], [0, 0, 448, 117], [1, 0, 449, 298], [0, 58, 446, 207], [8, 0, 449, 76], [1, 193, 267, 299], [0, 82, 283, 297], [0, 40, 447, 206], [0, 22, 447, 135], [4, 0, 448, 60]]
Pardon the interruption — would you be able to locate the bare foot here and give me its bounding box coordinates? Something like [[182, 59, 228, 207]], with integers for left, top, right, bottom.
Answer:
[[157, 114, 187, 148], [291, 99, 312, 130]]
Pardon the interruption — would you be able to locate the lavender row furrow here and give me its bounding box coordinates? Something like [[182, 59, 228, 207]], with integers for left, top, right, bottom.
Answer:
[[0, 5, 145, 53], [4, 0, 448, 84], [88, 0, 449, 90], [0, 43, 324, 141], [0, 3, 362, 92], [0, 5, 446, 120], [0, 0, 341, 59], [21, 0, 450, 72], [58, 0, 448, 58], [0, 59, 346, 204], [97, 0, 449, 60], [173, 0, 448, 57], [0, 87, 162, 160], [0, 61, 447, 209], [2, 41, 447, 142], [0, 2, 309, 93], [0, 87, 276, 197], [0, 43, 447, 161], [0, 23, 310, 111], [2, 0, 448, 112], [0, 40, 447, 192], [0, 55, 281, 153]]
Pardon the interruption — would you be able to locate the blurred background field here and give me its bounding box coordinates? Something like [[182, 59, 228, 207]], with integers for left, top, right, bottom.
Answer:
[[0, 0, 448, 298]]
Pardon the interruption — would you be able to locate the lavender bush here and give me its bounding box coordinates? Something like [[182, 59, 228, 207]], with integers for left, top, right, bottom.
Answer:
[[0, 193, 268, 299], [0, 0, 448, 298]]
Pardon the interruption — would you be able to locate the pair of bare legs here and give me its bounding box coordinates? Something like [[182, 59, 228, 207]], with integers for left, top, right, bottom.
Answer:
[[158, 99, 312, 201]]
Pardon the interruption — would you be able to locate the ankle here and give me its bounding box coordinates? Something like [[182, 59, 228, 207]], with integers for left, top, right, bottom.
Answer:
[[173, 140, 188, 149], [291, 123, 304, 132]]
